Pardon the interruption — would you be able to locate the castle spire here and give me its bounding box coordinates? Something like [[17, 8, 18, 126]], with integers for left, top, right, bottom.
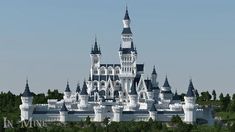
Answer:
[[22, 79, 32, 97], [163, 76, 170, 88], [152, 66, 157, 75], [91, 37, 101, 54], [80, 80, 88, 95], [186, 79, 195, 97], [65, 81, 71, 92]]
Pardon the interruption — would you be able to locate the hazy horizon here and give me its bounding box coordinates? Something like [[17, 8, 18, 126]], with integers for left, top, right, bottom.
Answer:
[[0, 0, 234, 95]]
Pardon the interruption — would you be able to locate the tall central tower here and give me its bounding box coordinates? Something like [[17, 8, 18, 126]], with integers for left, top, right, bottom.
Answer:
[[119, 7, 137, 100]]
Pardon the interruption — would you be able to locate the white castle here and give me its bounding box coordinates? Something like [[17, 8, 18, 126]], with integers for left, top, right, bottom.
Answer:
[[20, 8, 214, 125]]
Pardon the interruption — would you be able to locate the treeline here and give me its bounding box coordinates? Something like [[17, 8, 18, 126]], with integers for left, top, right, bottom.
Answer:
[[194, 90, 235, 112]]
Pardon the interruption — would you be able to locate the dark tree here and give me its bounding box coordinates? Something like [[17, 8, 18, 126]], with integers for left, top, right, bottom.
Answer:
[[212, 90, 216, 101]]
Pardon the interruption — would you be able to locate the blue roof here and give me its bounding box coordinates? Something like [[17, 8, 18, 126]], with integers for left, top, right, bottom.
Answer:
[[123, 111, 149, 114], [163, 76, 170, 88], [60, 102, 68, 112], [122, 27, 132, 34], [76, 83, 80, 93], [152, 66, 157, 75], [68, 111, 95, 114], [129, 81, 137, 95], [80, 81, 88, 95], [22, 80, 32, 97], [145, 80, 153, 92], [91, 39, 101, 54], [149, 103, 157, 111], [136, 64, 144, 72], [65, 81, 71, 92], [186, 80, 195, 97], [33, 110, 60, 114], [172, 91, 181, 100], [124, 8, 130, 20]]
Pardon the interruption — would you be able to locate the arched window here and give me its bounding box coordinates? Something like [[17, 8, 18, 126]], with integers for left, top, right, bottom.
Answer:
[[101, 82, 105, 87], [100, 67, 105, 75]]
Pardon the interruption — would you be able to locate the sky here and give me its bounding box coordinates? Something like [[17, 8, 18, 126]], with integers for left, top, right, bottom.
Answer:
[[0, 0, 234, 95]]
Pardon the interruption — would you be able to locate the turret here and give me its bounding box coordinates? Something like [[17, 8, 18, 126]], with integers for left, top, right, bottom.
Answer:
[[112, 105, 124, 122], [183, 79, 196, 124], [128, 82, 139, 111], [63, 81, 71, 100], [149, 103, 157, 121], [76, 82, 80, 101], [59, 101, 68, 123], [160, 76, 173, 101], [19, 79, 34, 121], [78, 81, 89, 110]]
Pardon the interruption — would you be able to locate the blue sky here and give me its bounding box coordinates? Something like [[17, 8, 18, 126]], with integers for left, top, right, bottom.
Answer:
[[0, 0, 234, 95]]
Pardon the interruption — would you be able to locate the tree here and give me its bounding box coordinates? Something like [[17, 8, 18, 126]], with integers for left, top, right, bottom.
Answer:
[[219, 93, 224, 101], [200, 91, 212, 101], [103, 117, 109, 126], [212, 90, 216, 101], [85, 116, 91, 125], [171, 115, 183, 125]]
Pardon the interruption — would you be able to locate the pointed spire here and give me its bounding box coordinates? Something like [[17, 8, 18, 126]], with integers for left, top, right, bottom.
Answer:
[[129, 81, 137, 95], [91, 36, 101, 54], [60, 101, 68, 112], [22, 79, 32, 97], [65, 81, 71, 92], [149, 103, 157, 111], [124, 5, 130, 20], [76, 82, 80, 93], [186, 79, 195, 97], [80, 80, 88, 95], [163, 76, 170, 88], [152, 66, 157, 75], [88, 74, 92, 81]]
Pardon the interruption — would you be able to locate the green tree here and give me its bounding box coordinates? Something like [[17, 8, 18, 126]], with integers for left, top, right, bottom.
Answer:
[[171, 115, 183, 125]]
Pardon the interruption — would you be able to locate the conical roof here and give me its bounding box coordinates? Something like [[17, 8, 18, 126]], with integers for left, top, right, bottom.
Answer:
[[163, 76, 170, 88], [65, 81, 71, 92], [129, 82, 137, 95], [149, 103, 157, 111], [186, 80, 195, 97], [22, 80, 32, 97], [60, 102, 68, 112], [80, 81, 88, 95]]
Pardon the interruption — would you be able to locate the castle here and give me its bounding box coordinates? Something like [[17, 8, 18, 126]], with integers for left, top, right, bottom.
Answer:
[[19, 8, 214, 124]]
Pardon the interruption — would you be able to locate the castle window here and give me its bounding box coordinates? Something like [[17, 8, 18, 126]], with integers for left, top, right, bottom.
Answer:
[[101, 82, 105, 87], [94, 69, 98, 74]]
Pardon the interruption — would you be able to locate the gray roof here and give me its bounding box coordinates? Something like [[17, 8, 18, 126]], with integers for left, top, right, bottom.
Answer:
[[22, 80, 33, 97], [60, 102, 68, 112], [123, 111, 149, 114], [65, 81, 71, 92], [80, 81, 88, 95], [186, 80, 195, 97]]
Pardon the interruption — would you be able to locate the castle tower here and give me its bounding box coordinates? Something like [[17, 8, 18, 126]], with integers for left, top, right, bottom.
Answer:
[[183, 79, 196, 124], [128, 82, 139, 111], [59, 101, 68, 123], [151, 66, 160, 100], [78, 81, 89, 110], [63, 81, 71, 100], [19, 79, 34, 121], [119, 7, 137, 99]]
